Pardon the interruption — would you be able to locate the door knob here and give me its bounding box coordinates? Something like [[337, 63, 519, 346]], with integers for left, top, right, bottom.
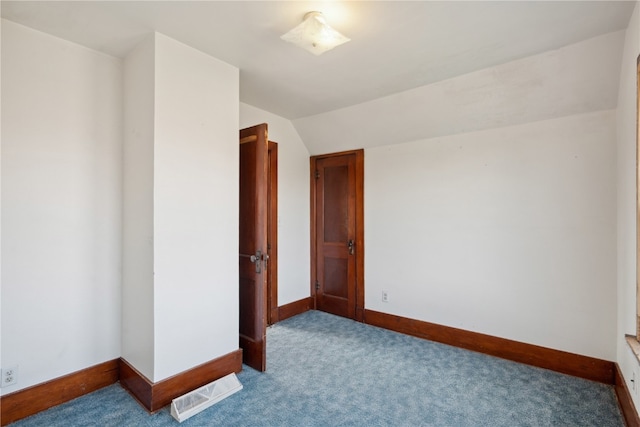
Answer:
[[250, 250, 262, 273], [348, 239, 354, 255]]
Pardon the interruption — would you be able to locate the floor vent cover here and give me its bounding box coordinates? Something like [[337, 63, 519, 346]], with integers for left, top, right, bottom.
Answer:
[[170, 372, 243, 423]]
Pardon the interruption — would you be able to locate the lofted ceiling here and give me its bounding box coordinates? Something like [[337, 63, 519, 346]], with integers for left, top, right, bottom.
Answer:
[[1, 1, 637, 153]]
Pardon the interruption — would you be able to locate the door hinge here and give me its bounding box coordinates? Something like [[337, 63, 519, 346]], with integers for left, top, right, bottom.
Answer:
[[315, 280, 320, 291], [315, 170, 320, 179]]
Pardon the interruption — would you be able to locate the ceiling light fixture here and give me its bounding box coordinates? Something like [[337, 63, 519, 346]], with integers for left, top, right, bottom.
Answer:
[[281, 11, 350, 56]]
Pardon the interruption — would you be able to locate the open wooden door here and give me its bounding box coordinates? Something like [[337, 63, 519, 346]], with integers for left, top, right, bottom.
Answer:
[[239, 123, 268, 371]]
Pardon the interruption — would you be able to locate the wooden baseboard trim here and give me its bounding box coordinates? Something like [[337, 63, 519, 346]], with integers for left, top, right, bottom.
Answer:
[[118, 358, 153, 411], [120, 349, 243, 413], [0, 359, 119, 426], [278, 297, 312, 321], [615, 363, 640, 427], [364, 309, 614, 384]]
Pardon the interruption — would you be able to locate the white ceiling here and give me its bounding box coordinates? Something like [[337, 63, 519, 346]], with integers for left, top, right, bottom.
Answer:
[[1, 1, 637, 152]]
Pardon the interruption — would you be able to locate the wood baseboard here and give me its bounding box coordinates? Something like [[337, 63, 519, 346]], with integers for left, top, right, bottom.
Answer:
[[120, 349, 243, 413], [278, 297, 311, 321], [615, 363, 640, 427], [118, 358, 153, 410], [0, 359, 119, 426], [364, 309, 615, 384]]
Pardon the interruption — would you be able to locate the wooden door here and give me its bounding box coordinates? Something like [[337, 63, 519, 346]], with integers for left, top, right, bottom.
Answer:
[[311, 150, 364, 321], [239, 124, 268, 371]]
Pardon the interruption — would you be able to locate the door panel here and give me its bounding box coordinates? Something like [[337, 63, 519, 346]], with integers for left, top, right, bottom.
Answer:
[[239, 124, 268, 372], [323, 165, 349, 242], [312, 152, 363, 320], [324, 257, 348, 298]]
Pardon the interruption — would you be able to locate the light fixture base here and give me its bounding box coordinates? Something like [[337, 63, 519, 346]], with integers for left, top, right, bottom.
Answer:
[[281, 11, 350, 56]]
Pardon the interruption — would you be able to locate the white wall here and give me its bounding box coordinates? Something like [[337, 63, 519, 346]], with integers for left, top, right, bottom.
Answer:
[[122, 34, 155, 380], [366, 110, 617, 360], [240, 103, 310, 306], [1, 20, 122, 393], [123, 33, 239, 382], [616, 1, 640, 407], [153, 33, 239, 381]]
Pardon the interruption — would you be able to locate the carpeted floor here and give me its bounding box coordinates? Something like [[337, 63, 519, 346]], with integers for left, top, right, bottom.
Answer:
[[9, 310, 624, 426]]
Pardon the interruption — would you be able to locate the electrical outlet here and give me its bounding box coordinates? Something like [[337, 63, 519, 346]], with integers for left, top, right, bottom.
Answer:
[[382, 290, 389, 303], [2, 366, 18, 387]]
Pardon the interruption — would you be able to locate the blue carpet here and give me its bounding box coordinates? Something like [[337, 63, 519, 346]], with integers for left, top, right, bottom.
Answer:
[[10, 310, 624, 426]]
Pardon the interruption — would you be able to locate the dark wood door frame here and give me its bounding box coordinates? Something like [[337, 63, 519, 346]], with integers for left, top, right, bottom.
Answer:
[[267, 141, 278, 325], [310, 149, 365, 322]]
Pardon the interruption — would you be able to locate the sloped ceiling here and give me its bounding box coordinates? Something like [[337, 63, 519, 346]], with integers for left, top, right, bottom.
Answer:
[[2, 1, 636, 153], [294, 30, 626, 154]]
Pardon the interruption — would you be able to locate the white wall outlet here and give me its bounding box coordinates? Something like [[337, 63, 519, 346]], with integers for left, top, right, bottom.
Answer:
[[2, 365, 18, 387], [382, 290, 389, 302]]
